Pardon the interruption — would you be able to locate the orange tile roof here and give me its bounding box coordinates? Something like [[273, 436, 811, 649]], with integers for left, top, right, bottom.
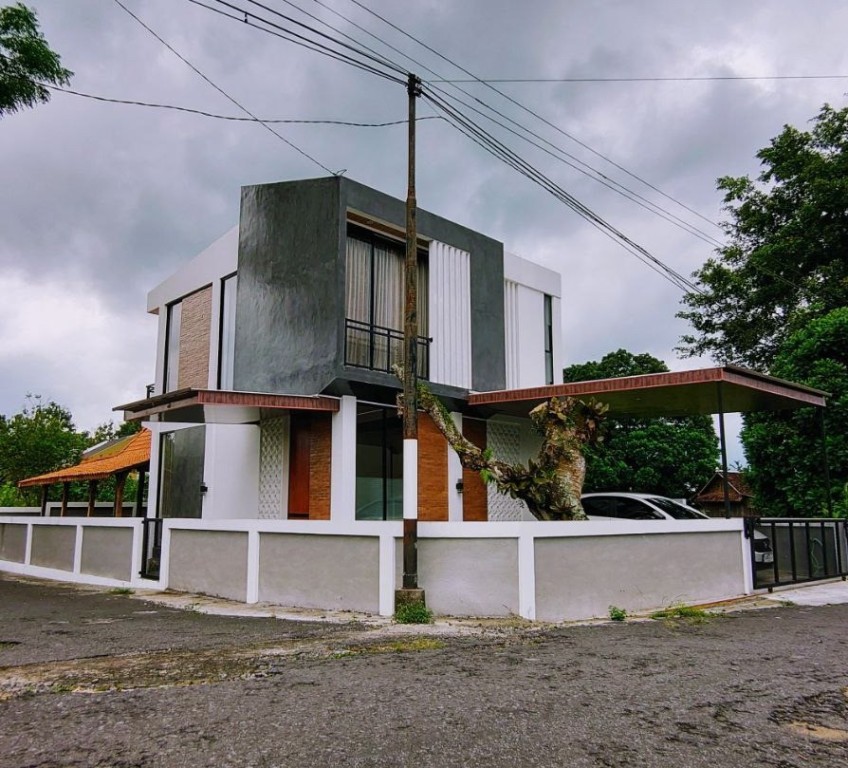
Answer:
[[18, 429, 151, 488]]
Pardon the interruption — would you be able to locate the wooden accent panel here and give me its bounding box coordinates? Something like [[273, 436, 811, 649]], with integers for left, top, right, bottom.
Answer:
[[309, 413, 332, 520], [418, 414, 448, 521], [288, 415, 311, 519], [462, 418, 488, 521], [178, 286, 212, 390]]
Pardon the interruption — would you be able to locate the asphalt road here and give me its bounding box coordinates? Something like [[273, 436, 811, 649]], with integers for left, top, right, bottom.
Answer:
[[1, 575, 847, 767]]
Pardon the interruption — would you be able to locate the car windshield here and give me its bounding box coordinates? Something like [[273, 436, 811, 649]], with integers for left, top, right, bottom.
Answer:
[[647, 497, 707, 520]]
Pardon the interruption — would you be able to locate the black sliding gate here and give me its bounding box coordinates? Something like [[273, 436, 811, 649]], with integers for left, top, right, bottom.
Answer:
[[746, 517, 848, 590]]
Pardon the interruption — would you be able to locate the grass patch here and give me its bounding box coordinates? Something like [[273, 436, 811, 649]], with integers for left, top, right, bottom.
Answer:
[[650, 604, 711, 623], [608, 605, 627, 622], [394, 601, 433, 624], [333, 637, 446, 659], [108, 587, 134, 595]]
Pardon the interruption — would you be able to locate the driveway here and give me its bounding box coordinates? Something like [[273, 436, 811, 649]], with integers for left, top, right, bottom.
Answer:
[[1, 574, 847, 767]]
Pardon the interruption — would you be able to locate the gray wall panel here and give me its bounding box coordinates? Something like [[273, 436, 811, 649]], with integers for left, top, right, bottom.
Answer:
[[169, 530, 249, 602], [258, 533, 379, 612], [419, 538, 518, 616], [30, 526, 76, 571], [0, 523, 27, 563], [80, 527, 134, 581], [535, 531, 744, 621]]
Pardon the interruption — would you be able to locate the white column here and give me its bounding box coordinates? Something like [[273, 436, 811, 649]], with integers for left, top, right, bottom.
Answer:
[[517, 532, 536, 620], [403, 439, 418, 520], [246, 529, 260, 603], [447, 412, 464, 522], [378, 533, 396, 616], [330, 396, 358, 522], [72, 524, 83, 575]]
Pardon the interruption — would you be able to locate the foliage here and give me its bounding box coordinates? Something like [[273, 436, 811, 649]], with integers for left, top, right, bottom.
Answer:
[[0, 3, 72, 117], [394, 601, 433, 624], [650, 604, 710, 623], [741, 309, 848, 516], [678, 104, 848, 370], [0, 396, 142, 507], [608, 605, 627, 622], [563, 350, 718, 497], [0, 396, 89, 504], [413, 380, 606, 520]]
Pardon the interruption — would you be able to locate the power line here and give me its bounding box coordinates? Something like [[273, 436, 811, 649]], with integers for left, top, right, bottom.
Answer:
[[344, 0, 721, 232], [430, 74, 848, 84], [45, 84, 442, 127], [190, 0, 405, 84], [113, 0, 337, 175], [297, 0, 722, 249], [421, 86, 703, 294]]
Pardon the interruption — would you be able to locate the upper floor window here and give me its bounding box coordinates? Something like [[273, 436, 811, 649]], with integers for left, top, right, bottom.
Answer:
[[344, 226, 430, 378], [544, 294, 554, 385], [218, 273, 237, 389], [164, 301, 182, 393]]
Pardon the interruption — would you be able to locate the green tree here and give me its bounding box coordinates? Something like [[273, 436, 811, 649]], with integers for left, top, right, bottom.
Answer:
[[742, 309, 848, 517], [0, 395, 89, 504], [563, 350, 719, 498], [0, 2, 72, 117], [678, 104, 848, 370]]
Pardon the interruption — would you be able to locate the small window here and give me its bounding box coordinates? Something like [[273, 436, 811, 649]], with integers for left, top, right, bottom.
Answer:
[[544, 294, 554, 385], [218, 274, 237, 389], [164, 301, 182, 393]]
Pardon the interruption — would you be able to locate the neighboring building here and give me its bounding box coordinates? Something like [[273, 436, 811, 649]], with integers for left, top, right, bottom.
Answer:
[[117, 176, 563, 525], [693, 471, 756, 518]]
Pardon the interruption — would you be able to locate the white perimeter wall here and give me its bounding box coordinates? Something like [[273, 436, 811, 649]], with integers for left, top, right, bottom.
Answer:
[[2, 516, 753, 621]]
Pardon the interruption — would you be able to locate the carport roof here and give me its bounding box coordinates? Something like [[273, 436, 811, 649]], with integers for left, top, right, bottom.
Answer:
[[468, 365, 827, 417], [114, 389, 340, 424]]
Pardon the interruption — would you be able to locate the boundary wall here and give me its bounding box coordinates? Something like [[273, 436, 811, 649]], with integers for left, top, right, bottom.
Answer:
[[0, 517, 752, 621]]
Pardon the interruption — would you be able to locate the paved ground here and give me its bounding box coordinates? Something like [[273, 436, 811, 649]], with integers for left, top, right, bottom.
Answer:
[[1, 575, 848, 767]]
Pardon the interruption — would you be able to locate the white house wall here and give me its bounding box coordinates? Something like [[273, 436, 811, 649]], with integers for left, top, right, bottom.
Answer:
[[202, 424, 260, 520], [428, 240, 472, 390]]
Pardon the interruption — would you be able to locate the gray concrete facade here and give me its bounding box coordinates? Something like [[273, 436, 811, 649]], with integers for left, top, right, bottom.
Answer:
[[233, 176, 506, 398]]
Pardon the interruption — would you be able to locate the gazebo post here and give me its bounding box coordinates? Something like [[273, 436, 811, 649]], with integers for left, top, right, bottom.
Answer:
[[134, 468, 147, 518], [716, 382, 731, 518], [114, 472, 128, 517], [87, 480, 98, 517], [40, 485, 48, 517], [61, 482, 69, 517]]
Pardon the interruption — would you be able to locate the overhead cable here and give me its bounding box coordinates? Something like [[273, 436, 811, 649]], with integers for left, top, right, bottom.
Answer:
[[114, 0, 338, 174]]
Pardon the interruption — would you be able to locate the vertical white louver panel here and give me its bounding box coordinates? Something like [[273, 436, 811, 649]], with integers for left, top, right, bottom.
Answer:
[[428, 241, 472, 389], [504, 280, 520, 389]]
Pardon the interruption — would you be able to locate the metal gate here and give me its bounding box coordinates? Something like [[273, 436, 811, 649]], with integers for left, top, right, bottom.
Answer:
[[746, 517, 848, 590], [139, 517, 163, 580]]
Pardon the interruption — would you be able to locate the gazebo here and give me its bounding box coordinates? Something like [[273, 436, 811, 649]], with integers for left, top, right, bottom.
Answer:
[[18, 429, 151, 517]]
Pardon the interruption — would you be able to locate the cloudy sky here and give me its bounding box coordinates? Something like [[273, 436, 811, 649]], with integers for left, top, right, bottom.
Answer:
[[2, 0, 847, 463]]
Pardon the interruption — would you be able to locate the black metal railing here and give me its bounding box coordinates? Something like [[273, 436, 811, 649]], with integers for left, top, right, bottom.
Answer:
[[344, 318, 431, 379], [746, 517, 848, 590], [139, 517, 163, 580]]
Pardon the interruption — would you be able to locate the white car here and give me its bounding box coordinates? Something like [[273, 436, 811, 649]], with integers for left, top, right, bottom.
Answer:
[[580, 492, 774, 564]]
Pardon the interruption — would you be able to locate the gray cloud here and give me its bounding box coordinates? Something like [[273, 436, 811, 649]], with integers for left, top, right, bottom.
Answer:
[[2, 0, 846, 468]]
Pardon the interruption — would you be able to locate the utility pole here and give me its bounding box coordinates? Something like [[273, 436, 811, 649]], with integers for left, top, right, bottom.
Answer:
[[398, 72, 425, 608]]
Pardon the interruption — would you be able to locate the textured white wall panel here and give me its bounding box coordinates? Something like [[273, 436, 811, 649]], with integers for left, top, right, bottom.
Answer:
[[429, 241, 472, 389]]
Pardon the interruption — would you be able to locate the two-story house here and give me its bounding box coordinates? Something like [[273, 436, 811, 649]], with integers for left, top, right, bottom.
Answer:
[[118, 176, 563, 526]]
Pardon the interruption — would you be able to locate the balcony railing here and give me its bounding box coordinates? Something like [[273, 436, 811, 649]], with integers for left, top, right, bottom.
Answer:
[[344, 318, 430, 379]]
